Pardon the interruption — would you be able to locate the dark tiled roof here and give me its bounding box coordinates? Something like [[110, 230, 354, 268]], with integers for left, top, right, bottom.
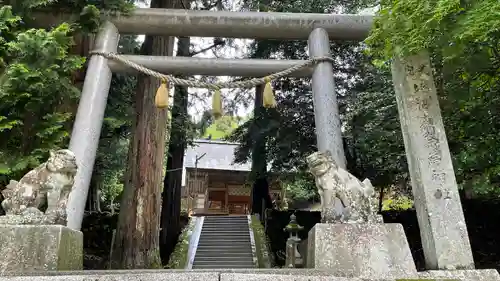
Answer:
[[183, 139, 252, 171]]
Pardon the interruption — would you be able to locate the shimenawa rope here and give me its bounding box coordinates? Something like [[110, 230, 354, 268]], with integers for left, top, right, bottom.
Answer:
[[88, 50, 335, 111], [89, 50, 334, 89]]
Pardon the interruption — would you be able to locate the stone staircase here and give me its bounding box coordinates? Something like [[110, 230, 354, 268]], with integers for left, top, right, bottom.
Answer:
[[192, 216, 255, 269]]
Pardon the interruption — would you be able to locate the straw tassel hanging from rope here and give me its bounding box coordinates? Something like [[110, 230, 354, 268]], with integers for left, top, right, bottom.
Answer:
[[262, 76, 277, 108], [155, 79, 169, 108], [212, 88, 223, 119]]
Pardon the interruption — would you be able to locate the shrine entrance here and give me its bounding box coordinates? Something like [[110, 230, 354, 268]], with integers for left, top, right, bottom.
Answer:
[[184, 168, 265, 216], [61, 5, 476, 269], [180, 140, 282, 216]]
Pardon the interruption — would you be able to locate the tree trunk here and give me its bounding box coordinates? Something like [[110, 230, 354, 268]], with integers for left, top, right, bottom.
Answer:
[[160, 35, 190, 265], [250, 0, 272, 215], [250, 85, 272, 216], [86, 173, 100, 212], [250, 0, 273, 217], [111, 0, 176, 269]]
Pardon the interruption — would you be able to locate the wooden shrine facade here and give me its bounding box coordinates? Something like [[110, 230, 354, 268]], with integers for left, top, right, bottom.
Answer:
[[183, 168, 282, 216]]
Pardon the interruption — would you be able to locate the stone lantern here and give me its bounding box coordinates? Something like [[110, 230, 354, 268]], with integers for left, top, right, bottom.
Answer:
[[284, 212, 304, 268]]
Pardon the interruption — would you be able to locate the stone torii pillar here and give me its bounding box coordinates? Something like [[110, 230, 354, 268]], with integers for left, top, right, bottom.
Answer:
[[308, 27, 346, 217], [66, 22, 119, 230]]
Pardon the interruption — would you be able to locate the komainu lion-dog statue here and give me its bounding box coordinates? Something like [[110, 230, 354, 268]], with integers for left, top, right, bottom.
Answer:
[[0, 149, 78, 225], [306, 151, 382, 224]]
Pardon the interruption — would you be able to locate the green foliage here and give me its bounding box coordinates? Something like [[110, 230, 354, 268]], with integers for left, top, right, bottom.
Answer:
[[439, 52, 500, 197], [202, 115, 241, 140], [382, 195, 414, 211], [9, 0, 135, 15], [282, 175, 317, 203], [367, 0, 500, 59], [0, 5, 84, 180], [0, 0, 134, 207], [229, 0, 391, 198], [230, 0, 500, 200]]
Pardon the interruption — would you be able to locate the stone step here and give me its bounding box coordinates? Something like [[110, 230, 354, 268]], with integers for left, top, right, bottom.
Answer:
[[197, 240, 251, 245], [201, 227, 249, 230], [200, 235, 249, 238], [198, 243, 252, 247], [203, 219, 248, 223], [197, 245, 250, 249], [195, 247, 252, 252], [202, 223, 249, 227], [199, 235, 249, 239], [203, 220, 248, 223], [197, 244, 251, 249], [198, 236, 250, 240], [192, 261, 254, 268], [200, 230, 250, 234], [198, 237, 250, 241], [198, 237, 250, 244], [193, 264, 254, 269], [194, 259, 253, 263], [203, 222, 249, 225], [194, 256, 254, 262], [202, 226, 248, 230], [195, 250, 253, 257], [196, 245, 252, 250], [197, 237, 251, 242], [204, 215, 248, 219], [193, 258, 253, 263], [204, 218, 248, 221], [201, 229, 248, 232], [195, 253, 253, 258], [195, 254, 253, 259], [201, 230, 249, 234], [201, 227, 250, 232], [204, 217, 247, 219], [194, 216, 253, 268]]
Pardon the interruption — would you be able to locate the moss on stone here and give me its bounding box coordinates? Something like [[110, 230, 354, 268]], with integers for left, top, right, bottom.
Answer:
[[250, 215, 273, 268], [165, 218, 194, 269]]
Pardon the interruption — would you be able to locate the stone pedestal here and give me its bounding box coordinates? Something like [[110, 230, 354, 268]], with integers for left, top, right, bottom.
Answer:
[[307, 223, 417, 278], [0, 225, 83, 272]]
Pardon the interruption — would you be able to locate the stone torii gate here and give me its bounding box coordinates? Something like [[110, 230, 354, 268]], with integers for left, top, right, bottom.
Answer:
[[66, 8, 474, 271]]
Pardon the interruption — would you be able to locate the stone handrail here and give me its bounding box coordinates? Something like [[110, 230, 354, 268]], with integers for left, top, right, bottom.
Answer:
[[185, 216, 204, 269]]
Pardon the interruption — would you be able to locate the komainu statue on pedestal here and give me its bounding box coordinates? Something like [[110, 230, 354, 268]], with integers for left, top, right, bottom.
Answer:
[[306, 151, 382, 224], [0, 149, 78, 225]]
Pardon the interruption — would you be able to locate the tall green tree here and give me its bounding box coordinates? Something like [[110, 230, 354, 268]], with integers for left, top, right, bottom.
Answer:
[[0, 0, 133, 211], [0, 0, 127, 182], [161, 34, 190, 265], [159, 0, 231, 265], [367, 0, 500, 197], [0, 18, 83, 182], [232, 0, 500, 202], [111, 0, 177, 268], [228, 0, 398, 202]]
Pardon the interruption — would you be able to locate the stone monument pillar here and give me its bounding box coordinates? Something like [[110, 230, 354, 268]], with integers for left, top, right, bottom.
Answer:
[[391, 51, 474, 270], [0, 149, 83, 273]]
